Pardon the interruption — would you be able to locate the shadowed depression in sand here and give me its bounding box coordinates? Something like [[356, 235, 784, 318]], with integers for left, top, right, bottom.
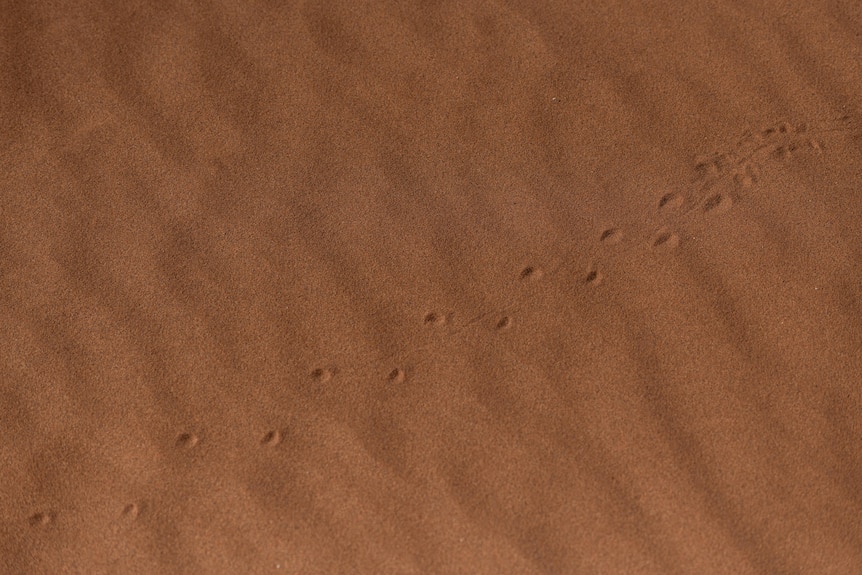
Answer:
[[1, 1, 862, 573]]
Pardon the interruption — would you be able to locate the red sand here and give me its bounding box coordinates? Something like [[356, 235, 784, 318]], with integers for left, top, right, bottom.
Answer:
[[2, 1, 861, 573]]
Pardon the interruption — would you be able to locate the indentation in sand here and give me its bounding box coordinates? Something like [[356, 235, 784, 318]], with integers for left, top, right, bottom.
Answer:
[[176, 433, 200, 449]]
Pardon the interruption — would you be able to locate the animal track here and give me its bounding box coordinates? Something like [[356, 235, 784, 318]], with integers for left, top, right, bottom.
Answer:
[[702, 193, 733, 215], [681, 115, 853, 220], [152, 115, 858, 473], [261, 430, 283, 447], [29, 511, 56, 527], [733, 170, 757, 190], [519, 266, 543, 280], [650, 228, 680, 251], [176, 432, 200, 449], [21, 114, 859, 535], [363, 116, 855, 376], [584, 269, 604, 286], [658, 192, 684, 211], [122, 503, 141, 520], [600, 227, 623, 244], [310, 367, 336, 382], [423, 312, 448, 326], [387, 367, 407, 383]]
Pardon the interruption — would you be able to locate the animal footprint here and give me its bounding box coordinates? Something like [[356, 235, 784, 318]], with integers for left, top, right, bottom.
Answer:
[[387, 367, 407, 383], [122, 503, 141, 520], [176, 432, 200, 449], [519, 266, 543, 281], [650, 228, 680, 251], [599, 227, 623, 244], [423, 312, 448, 326], [584, 269, 604, 286], [260, 430, 283, 447], [310, 367, 336, 382], [702, 193, 733, 215], [29, 511, 56, 527], [658, 192, 684, 211]]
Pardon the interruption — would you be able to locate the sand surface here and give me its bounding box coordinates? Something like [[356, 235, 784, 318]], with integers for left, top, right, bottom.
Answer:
[[2, 1, 862, 573]]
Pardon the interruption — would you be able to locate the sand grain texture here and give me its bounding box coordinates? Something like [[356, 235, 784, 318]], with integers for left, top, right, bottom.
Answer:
[[1, 1, 862, 573]]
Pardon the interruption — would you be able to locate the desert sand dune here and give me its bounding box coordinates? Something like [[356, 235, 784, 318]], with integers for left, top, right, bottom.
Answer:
[[1, 1, 861, 573]]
